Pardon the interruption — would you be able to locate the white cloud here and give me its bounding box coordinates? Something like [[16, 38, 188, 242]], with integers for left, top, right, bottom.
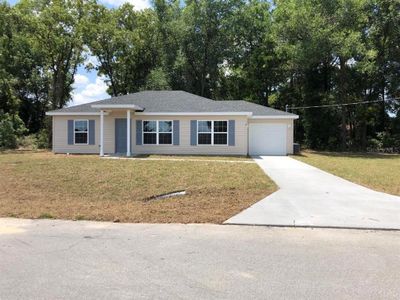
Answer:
[[74, 74, 89, 86], [99, 0, 151, 10], [71, 76, 109, 106]]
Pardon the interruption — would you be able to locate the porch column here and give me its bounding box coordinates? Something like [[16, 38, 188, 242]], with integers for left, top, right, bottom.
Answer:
[[100, 110, 104, 156], [127, 109, 131, 156]]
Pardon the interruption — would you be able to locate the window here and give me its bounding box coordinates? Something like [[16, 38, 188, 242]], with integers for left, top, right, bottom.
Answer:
[[198, 120, 228, 145], [213, 121, 228, 145], [143, 121, 157, 144], [198, 121, 212, 145], [74, 120, 88, 144], [143, 120, 173, 145], [158, 121, 172, 144]]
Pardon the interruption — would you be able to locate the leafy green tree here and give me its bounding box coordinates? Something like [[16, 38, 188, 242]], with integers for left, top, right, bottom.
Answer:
[[0, 0, 398, 151], [0, 113, 27, 149], [0, 1, 49, 133], [0, 2, 22, 115], [153, 0, 185, 90], [223, 0, 280, 105], [180, 0, 239, 98], [16, 0, 88, 110], [86, 3, 161, 95], [141, 67, 171, 90], [361, 0, 400, 131]]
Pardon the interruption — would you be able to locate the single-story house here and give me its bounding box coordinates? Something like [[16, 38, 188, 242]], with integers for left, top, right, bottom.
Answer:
[[46, 91, 299, 156]]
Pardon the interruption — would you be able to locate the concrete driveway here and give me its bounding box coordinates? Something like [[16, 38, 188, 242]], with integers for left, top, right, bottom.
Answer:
[[225, 156, 400, 230], [1, 218, 400, 299]]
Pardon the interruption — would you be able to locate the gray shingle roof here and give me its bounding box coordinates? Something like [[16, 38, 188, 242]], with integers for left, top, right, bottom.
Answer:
[[48, 90, 297, 117]]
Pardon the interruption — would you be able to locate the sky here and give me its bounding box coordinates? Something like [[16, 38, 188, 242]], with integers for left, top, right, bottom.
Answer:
[[7, 0, 152, 106]]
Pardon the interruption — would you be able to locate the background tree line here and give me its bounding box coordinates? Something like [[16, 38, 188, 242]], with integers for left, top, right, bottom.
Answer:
[[0, 0, 399, 151]]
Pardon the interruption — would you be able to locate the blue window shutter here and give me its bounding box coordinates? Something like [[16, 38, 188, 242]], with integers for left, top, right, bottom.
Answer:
[[89, 120, 95, 145], [68, 120, 74, 145], [190, 120, 197, 146], [228, 120, 235, 146], [173, 120, 180, 145], [136, 120, 142, 145]]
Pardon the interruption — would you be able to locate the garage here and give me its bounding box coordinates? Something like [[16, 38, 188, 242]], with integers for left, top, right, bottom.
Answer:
[[249, 123, 287, 155]]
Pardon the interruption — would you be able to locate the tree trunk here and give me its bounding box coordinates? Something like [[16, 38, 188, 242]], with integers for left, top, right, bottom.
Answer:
[[338, 57, 347, 150], [381, 83, 386, 131]]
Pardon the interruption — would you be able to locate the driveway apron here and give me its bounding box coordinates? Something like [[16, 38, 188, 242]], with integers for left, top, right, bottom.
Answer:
[[225, 156, 400, 230]]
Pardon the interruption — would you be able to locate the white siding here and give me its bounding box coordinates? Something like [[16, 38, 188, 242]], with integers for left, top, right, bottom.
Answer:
[[52, 112, 294, 155], [132, 115, 248, 156], [53, 116, 100, 154], [52, 112, 248, 155]]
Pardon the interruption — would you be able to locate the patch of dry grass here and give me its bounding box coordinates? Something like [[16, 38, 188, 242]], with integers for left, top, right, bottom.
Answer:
[[293, 151, 400, 196], [0, 151, 275, 223]]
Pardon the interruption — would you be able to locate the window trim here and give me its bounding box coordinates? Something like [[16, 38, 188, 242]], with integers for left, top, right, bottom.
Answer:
[[197, 120, 228, 146], [142, 120, 173, 145], [73, 119, 89, 145]]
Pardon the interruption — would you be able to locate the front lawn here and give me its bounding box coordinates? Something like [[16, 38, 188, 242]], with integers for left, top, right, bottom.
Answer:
[[293, 151, 400, 196], [0, 151, 275, 223]]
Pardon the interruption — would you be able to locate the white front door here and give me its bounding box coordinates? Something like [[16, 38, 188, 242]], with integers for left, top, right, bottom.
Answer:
[[249, 123, 287, 155]]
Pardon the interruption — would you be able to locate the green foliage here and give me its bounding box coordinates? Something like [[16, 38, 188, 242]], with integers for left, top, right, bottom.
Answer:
[[17, 129, 50, 150], [85, 3, 160, 95], [141, 68, 171, 91], [35, 128, 51, 149], [38, 213, 54, 219], [0, 113, 27, 149], [368, 132, 400, 152], [0, 0, 399, 152], [16, 0, 87, 110], [272, 0, 400, 151], [18, 135, 38, 150]]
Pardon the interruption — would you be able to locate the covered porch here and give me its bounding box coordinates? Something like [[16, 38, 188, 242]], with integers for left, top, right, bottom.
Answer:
[[93, 103, 144, 157]]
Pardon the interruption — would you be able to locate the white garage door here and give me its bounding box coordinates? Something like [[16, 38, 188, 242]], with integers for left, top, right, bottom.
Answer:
[[249, 123, 287, 155]]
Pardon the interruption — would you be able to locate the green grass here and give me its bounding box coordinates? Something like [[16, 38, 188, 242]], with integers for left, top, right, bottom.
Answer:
[[0, 151, 275, 223], [293, 151, 400, 196], [38, 213, 54, 219]]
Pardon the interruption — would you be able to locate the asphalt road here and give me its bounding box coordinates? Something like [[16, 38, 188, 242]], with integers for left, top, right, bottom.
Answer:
[[0, 218, 399, 300]]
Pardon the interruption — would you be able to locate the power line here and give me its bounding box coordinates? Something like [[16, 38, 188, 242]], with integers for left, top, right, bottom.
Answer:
[[286, 97, 400, 111]]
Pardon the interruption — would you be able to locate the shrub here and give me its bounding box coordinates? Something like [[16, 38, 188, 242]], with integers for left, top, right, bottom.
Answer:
[[18, 134, 38, 150], [367, 132, 400, 153], [16, 129, 51, 150], [367, 138, 382, 151], [0, 113, 27, 149], [35, 128, 51, 149]]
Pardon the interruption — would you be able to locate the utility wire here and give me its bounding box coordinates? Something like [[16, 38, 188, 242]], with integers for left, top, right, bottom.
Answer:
[[286, 97, 399, 111]]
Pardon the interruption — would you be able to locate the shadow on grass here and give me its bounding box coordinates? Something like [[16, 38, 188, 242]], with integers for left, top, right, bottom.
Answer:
[[134, 154, 250, 160]]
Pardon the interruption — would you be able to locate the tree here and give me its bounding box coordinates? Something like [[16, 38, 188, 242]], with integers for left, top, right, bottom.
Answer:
[[141, 67, 171, 90], [223, 0, 280, 105], [16, 0, 88, 110], [0, 113, 27, 149], [153, 0, 185, 90], [0, 0, 398, 151], [0, 1, 49, 133], [362, 0, 400, 131], [0, 2, 20, 115], [180, 0, 240, 98], [86, 3, 161, 95]]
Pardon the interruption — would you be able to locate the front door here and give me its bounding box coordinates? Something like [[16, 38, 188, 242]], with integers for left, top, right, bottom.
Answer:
[[115, 118, 127, 154]]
